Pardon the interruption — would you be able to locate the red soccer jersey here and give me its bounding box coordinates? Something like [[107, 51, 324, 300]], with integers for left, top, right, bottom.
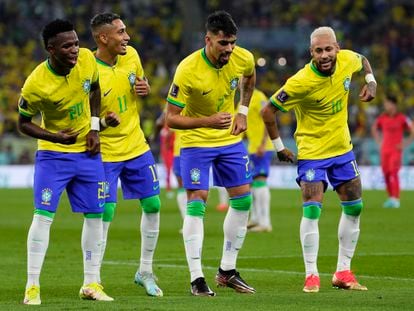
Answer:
[[374, 112, 412, 152]]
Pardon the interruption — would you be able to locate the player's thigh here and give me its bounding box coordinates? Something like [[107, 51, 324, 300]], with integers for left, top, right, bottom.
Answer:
[[296, 158, 329, 200], [103, 161, 125, 203], [120, 150, 160, 200], [213, 142, 252, 188], [180, 147, 215, 190], [250, 151, 273, 178], [33, 151, 75, 212], [67, 152, 106, 213]]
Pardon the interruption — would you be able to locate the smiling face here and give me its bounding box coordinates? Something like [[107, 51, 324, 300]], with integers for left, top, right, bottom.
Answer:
[[310, 34, 339, 75], [99, 18, 130, 56], [47, 30, 79, 71], [205, 30, 237, 68]]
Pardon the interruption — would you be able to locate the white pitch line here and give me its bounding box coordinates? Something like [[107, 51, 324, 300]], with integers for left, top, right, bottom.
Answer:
[[104, 261, 414, 282]]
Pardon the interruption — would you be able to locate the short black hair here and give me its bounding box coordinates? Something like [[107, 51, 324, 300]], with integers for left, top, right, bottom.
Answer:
[[205, 11, 238, 36], [42, 19, 74, 48], [90, 12, 121, 32], [386, 94, 398, 105]]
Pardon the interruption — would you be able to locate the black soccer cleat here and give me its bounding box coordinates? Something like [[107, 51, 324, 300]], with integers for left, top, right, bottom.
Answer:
[[190, 277, 216, 297], [215, 269, 256, 294]]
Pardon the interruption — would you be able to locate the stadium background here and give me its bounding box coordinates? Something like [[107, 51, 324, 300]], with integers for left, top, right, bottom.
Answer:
[[0, 0, 413, 167]]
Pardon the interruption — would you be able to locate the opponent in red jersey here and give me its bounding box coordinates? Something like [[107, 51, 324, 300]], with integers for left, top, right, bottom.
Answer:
[[371, 95, 414, 208]]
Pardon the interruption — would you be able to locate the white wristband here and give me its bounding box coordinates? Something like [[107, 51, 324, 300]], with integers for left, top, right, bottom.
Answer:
[[365, 73, 377, 84], [272, 137, 285, 152], [91, 116, 100, 131], [238, 105, 248, 116], [100, 117, 107, 128]]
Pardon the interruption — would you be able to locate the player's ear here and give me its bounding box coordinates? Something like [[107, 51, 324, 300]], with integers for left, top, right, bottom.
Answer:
[[99, 33, 108, 44]]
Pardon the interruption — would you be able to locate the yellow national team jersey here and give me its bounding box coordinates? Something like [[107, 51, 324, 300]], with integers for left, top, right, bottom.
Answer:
[[173, 129, 181, 157], [270, 49, 363, 160], [245, 88, 273, 154], [19, 48, 98, 152], [167, 46, 255, 148], [96, 46, 149, 162]]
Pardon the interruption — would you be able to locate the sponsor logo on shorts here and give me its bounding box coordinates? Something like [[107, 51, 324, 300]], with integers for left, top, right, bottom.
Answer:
[[305, 169, 315, 181], [41, 188, 52, 206], [190, 168, 201, 184]]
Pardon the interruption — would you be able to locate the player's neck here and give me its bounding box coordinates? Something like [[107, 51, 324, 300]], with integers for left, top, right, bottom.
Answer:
[[47, 58, 71, 76], [204, 48, 223, 69], [95, 48, 118, 66]]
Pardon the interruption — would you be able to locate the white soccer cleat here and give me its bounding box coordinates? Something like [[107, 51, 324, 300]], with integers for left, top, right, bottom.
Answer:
[[134, 272, 163, 297]]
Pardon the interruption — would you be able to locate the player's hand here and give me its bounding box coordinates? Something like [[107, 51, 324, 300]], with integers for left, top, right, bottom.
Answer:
[[86, 130, 100, 155], [359, 82, 376, 102], [103, 111, 120, 127], [277, 148, 295, 163], [208, 112, 233, 129], [135, 77, 150, 96], [231, 114, 247, 135], [55, 128, 79, 145]]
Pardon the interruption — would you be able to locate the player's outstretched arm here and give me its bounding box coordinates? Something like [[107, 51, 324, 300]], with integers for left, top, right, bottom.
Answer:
[[359, 55, 377, 102]]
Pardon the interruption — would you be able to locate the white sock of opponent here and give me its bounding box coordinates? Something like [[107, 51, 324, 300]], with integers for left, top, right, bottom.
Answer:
[[337, 213, 360, 271], [26, 214, 53, 289], [82, 217, 103, 285], [139, 212, 160, 274], [220, 207, 249, 271], [256, 185, 271, 227], [300, 217, 319, 277]]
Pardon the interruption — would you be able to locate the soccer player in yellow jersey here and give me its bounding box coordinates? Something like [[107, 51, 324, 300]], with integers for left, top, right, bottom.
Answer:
[[90, 13, 162, 297], [245, 88, 274, 232], [166, 11, 256, 296], [262, 26, 377, 293], [18, 19, 112, 305]]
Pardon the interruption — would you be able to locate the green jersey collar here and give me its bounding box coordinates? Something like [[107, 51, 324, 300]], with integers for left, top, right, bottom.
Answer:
[[201, 48, 217, 69], [310, 61, 333, 77]]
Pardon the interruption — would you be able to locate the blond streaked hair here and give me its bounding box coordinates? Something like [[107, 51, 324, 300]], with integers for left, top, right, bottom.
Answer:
[[310, 26, 337, 43]]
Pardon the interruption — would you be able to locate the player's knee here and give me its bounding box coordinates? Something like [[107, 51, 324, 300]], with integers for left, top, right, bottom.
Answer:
[[303, 202, 322, 219], [186, 200, 206, 217], [252, 180, 267, 188], [34, 208, 55, 219], [230, 193, 252, 211], [341, 199, 363, 216], [103, 202, 116, 222], [141, 195, 161, 213]]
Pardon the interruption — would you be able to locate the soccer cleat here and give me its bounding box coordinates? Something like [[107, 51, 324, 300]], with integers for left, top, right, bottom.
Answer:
[[246, 221, 258, 229], [23, 285, 41, 305], [79, 282, 114, 301], [248, 225, 272, 233], [190, 277, 216, 296], [216, 203, 229, 212], [303, 274, 320, 293], [134, 272, 163, 297], [332, 270, 367, 291], [215, 269, 256, 294]]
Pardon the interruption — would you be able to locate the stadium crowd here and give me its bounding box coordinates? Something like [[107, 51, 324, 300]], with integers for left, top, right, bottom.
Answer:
[[0, 0, 413, 165]]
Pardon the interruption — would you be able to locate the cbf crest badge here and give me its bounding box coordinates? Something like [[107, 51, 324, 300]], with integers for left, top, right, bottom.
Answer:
[[305, 169, 315, 181], [82, 79, 91, 94], [343, 77, 351, 91], [128, 72, 136, 87], [230, 77, 239, 90], [41, 188, 53, 205], [190, 168, 201, 184]]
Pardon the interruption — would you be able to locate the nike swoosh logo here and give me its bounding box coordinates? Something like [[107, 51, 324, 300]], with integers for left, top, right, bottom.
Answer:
[[104, 89, 112, 97], [245, 172, 252, 179], [153, 184, 160, 191], [316, 96, 326, 103], [53, 98, 65, 105], [99, 202, 105, 208], [202, 89, 213, 95]]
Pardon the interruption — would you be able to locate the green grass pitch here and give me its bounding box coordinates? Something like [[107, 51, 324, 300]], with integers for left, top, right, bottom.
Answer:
[[0, 188, 413, 310]]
